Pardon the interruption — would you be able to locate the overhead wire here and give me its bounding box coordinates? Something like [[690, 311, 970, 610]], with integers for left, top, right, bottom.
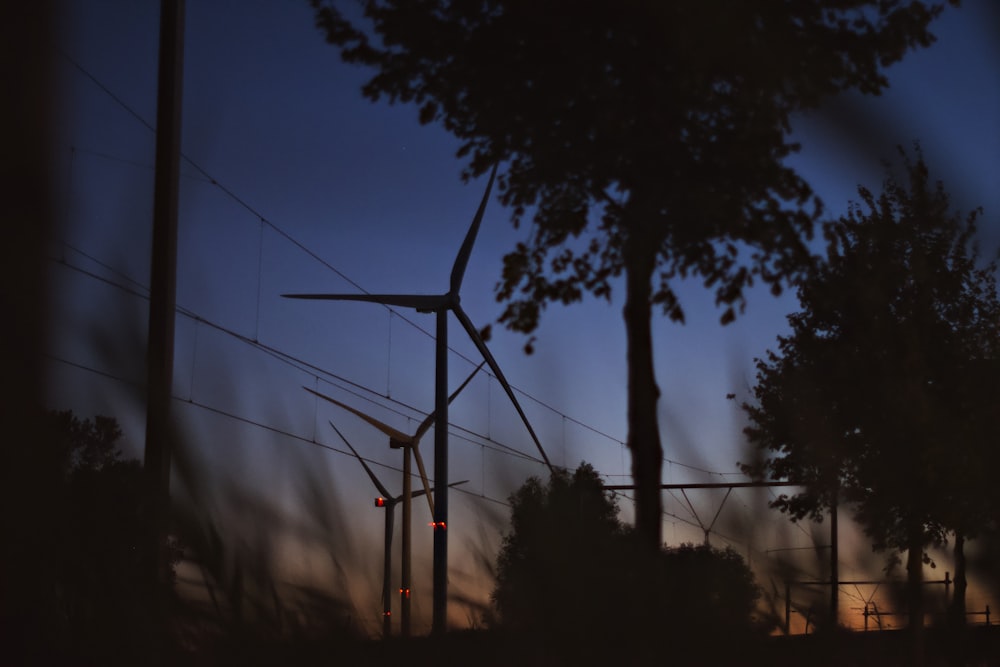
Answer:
[[49, 252, 547, 470], [56, 41, 944, 633], [51, 251, 771, 568], [52, 255, 851, 621], [44, 350, 522, 510], [47, 257, 748, 499], [75, 48, 887, 593], [54, 228, 735, 481], [57, 47, 744, 481]]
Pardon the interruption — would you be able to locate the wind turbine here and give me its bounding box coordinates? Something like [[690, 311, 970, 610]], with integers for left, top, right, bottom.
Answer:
[[284, 165, 554, 633], [327, 420, 466, 639], [306, 361, 484, 636]]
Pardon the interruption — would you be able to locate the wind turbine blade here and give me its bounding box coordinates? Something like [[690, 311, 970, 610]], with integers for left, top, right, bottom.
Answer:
[[407, 361, 484, 518], [412, 361, 486, 442], [397, 479, 469, 502], [411, 443, 435, 517], [449, 164, 498, 294], [326, 420, 392, 499], [305, 387, 414, 445], [284, 293, 448, 311], [452, 305, 555, 473]]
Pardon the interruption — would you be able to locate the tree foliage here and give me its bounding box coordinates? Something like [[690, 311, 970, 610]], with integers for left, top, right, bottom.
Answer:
[[312, 0, 955, 327], [42, 410, 178, 659], [310, 0, 957, 548], [740, 148, 1000, 627], [492, 463, 624, 636], [658, 542, 762, 637], [45, 408, 126, 473], [491, 463, 764, 651]]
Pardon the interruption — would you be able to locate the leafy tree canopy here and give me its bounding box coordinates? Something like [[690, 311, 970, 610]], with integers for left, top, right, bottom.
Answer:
[[740, 147, 1000, 555], [492, 463, 624, 635], [311, 0, 959, 550], [311, 0, 956, 330], [41, 410, 176, 660], [44, 409, 125, 473]]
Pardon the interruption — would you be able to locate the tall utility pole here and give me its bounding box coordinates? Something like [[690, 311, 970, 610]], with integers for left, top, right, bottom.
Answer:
[[143, 0, 185, 589]]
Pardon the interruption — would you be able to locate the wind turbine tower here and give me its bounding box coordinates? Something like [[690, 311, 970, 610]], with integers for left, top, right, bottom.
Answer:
[[327, 421, 466, 638], [308, 362, 483, 636], [285, 165, 554, 634]]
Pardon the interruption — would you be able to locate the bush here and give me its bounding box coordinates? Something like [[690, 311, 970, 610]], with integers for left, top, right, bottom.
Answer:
[[492, 464, 766, 652]]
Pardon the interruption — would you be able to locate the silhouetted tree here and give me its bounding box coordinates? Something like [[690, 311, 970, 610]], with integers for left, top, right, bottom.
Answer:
[[44, 410, 178, 661], [492, 463, 764, 657], [740, 148, 1000, 639], [659, 542, 762, 638], [309, 0, 958, 549], [925, 354, 1000, 641], [492, 463, 624, 638]]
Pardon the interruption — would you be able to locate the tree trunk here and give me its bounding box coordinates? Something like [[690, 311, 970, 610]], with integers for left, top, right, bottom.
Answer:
[[950, 533, 967, 627], [622, 238, 663, 551], [906, 529, 925, 666], [949, 533, 968, 667]]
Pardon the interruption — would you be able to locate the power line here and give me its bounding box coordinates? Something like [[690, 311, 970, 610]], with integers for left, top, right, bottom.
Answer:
[[48, 250, 540, 463], [57, 50, 743, 481], [58, 49, 459, 358], [67, 144, 213, 182], [58, 47, 156, 133], [55, 242, 150, 295], [48, 335, 843, 595], [58, 50, 678, 469], [609, 486, 836, 587], [44, 350, 521, 510], [50, 245, 734, 481], [49, 247, 550, 461], [45, 260, 734, 483]]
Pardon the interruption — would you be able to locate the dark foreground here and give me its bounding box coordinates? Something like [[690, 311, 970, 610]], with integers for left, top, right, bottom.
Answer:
[[16, 623, 1000, 665], [166, 626, 1000, 667]]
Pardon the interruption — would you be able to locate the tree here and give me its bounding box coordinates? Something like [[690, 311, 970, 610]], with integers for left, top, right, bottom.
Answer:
[[491, 463, 764, 655], [492, 463, 625, 639], [936, 357, 1000, 634], [309, 0, 958, 549], [658, 542, 762, 639], [43, 410, 179, 660], [740, 148, 1000, 636]]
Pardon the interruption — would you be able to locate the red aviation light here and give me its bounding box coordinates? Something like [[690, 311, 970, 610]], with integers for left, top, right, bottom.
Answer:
[[383, 610, 391, 617], [429, 521, 447, 530], [375, 497, 386, 507], [399, 588, 411, 599]]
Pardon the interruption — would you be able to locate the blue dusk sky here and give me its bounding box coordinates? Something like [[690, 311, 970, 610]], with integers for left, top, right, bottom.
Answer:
[[48, 1, 999, 633]]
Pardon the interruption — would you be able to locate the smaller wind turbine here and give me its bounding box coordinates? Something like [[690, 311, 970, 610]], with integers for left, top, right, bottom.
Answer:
[[285, 164, 554, 632], [329, 421, 466, 639], [306, 361, 483, 636]]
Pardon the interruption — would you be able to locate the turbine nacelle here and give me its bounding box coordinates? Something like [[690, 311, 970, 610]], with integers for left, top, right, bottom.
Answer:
[[283, 164, 553, 634]]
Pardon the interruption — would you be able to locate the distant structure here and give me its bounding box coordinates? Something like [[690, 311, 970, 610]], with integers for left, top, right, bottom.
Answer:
[[284, 165, 554, 633], [309, 362, 482, 636], [327, 420, 465, 638]]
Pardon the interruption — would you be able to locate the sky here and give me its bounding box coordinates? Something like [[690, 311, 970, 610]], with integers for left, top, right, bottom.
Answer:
[[49, 0, 1000, 635]]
